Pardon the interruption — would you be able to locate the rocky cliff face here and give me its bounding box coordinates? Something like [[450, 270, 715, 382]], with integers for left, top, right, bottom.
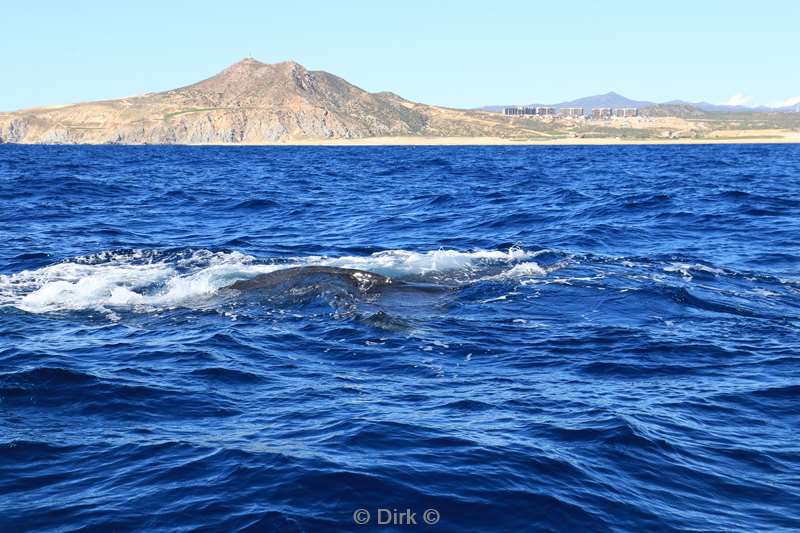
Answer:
[[0, 59, 525, 144]]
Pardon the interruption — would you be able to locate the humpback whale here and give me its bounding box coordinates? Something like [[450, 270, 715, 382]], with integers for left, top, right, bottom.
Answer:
[[223, 266, 454, 311], [225, 266, 392, 294], [221, 265, 460, 329]]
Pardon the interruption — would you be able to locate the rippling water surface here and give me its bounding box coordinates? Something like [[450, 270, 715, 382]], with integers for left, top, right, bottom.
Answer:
[[1, 144, 799, 531]]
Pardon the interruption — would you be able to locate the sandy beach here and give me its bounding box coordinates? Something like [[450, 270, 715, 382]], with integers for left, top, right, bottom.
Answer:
[[207, 133, 800, 147]]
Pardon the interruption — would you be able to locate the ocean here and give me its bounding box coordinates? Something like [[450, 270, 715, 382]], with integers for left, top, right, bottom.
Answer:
[[0, 144, 798, 532]]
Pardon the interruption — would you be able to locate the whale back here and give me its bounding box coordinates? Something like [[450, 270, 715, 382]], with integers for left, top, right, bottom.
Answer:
[[225, 266, 392, 296], [222, 265, 456, 322]]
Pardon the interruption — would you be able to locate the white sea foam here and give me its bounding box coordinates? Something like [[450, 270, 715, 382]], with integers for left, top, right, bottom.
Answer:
[[0, 250, 281, 314], [311, 247, 539, 277], [492, 261, 547, 278], [663, 263, 725, 280], [0, 247, 549, 315]]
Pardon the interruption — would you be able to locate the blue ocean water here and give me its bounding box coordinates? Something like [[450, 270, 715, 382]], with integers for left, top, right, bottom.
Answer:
[[0, 144, 799, 532]]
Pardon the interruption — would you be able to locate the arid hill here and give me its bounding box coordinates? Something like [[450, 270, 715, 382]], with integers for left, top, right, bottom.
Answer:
[[0, 59, 542, 144]]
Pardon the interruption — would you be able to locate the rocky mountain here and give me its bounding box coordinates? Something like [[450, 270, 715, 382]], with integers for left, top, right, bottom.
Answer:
[[552, 92, 654, 110], [0, 59, 531, 144]]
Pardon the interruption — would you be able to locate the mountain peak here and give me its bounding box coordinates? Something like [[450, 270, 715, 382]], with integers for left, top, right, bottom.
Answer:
[[552, 92, 654, 109], [235, 56, 263, 65], [223, 57, 266, 71], [178, 58, 314, 102], [211, 58, 267, 83], [216, 58, 304, 78]]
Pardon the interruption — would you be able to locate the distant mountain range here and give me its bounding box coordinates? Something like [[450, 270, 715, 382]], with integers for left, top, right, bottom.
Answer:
[[664, 100, 799, 113], [1, 61, 797, 145], [480, 91, 800, 113]]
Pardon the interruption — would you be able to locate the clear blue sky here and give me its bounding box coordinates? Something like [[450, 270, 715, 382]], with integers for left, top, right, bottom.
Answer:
[[3, 0, 799, 111]]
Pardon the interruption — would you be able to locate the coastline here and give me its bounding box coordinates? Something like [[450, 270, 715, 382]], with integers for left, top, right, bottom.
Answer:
[[266, 135, 800, 146], [3, 135, 799, 147]]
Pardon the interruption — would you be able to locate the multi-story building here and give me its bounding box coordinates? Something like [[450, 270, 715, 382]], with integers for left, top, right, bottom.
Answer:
[[560, 107, 584, 117], [503, 107, 537, 116], [614, 108, 639, 118], [591, 107, 613, 119], [503, 106, 566, 117]]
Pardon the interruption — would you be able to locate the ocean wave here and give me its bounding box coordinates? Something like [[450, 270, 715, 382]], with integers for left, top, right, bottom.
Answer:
[[0, 365, 241, 418]]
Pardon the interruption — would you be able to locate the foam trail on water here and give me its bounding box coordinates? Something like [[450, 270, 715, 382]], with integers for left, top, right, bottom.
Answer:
[[0, 250, 279, 314]]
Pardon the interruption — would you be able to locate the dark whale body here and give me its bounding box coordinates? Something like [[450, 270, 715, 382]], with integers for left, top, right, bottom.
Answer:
[[225, 266, 392, 295], [223, 266, 456, 324]]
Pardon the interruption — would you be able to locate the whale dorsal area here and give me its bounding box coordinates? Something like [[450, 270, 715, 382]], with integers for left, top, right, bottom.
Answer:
[[225, 266, 392, 294]]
